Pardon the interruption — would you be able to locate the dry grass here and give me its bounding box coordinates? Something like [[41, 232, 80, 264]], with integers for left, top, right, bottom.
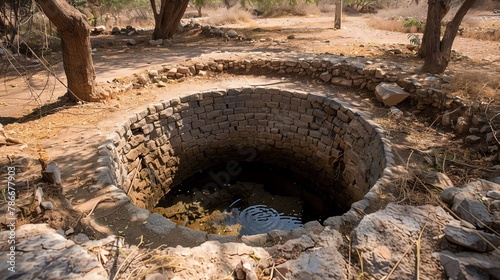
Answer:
[[460, 29, 500, 41], [376, 5, 428, 19], [369, 15, 500, 41], [261, 2, 322, 17], [367, 16, 422, 33], [446, 71, 500, 101], [318, 3, 336, 13], [205, 7, 255, 26]]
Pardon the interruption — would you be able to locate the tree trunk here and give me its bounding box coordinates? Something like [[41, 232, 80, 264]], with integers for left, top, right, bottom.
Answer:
[[150, 0, 189, 40], [418, 0, 450, 58], [334, 0, 342, 29], [35, 0, 99, 102], [420, 0, 477, 74]]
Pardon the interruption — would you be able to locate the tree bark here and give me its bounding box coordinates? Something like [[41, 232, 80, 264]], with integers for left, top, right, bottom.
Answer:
[[334, 0, 342, 29], [35, 0, 99, 102], [418, 0, 450, 58], [150, 0, 189, 40], [420, 0, 477, 74]]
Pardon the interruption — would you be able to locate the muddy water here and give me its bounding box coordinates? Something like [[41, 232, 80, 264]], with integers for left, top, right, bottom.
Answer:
[[154, 162, 342, 236]]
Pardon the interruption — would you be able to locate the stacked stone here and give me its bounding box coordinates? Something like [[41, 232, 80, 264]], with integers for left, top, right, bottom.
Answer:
[[103, 87, 392, 212], [136, 56, 438, 107], [437, 178, 500, 279], [133, 55, 496, 154]]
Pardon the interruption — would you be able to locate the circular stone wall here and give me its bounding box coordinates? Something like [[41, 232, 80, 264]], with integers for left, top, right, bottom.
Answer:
[[102, 87, 393, 214]]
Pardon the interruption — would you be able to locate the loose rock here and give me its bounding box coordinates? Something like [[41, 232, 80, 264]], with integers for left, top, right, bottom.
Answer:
[[443, 225, 500, 252], [374, 82, 410, 106], [149, 39, 163, 46], [436, 250, 500, 280]]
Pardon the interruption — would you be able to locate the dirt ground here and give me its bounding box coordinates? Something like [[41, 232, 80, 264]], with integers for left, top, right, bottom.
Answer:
[[0, 6, 499, 277]]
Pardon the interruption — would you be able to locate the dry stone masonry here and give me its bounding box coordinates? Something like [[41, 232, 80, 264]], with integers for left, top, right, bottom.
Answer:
[[113, 53, 497, 157], [135, 54, 445, 109], [100, 88, 394, 215]]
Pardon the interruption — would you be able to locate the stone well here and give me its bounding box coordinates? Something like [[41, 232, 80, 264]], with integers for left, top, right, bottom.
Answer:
[[99, 87, 394, 224]]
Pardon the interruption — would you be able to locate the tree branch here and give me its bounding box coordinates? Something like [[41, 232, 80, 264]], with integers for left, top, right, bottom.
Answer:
[[440, 0, 478, 54]]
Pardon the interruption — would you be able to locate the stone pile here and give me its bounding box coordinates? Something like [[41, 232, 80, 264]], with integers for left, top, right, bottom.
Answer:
[[436, 178, 500, 279], [133, 55, 438, 109], [443, 106, 500, 160], [200, 25, 247, 41], [111, 25, 138, 36], [90, 25, 106, 35], [128, 54, 498, 155], [178, 22, 201, 33]]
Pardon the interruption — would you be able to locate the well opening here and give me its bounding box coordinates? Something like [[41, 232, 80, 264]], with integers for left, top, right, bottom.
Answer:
[[154, 160, 344, 236], [105, 87, 391, 236]]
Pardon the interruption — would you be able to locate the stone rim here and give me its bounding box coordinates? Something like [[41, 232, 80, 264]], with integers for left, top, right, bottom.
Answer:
[[95, 87, 397, 244]]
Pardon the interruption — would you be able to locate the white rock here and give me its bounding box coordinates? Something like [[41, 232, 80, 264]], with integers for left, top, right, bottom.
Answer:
[[94, 25, 106, 32], [486, 190, 500, 200], [375, 82, 410, 106], [45, 162, 61, 184], [389, 106, 403, 117], [148, 69, 159, 77], [227, 30, 238, 37], [149, 39, 163, 46], [41, 201, 54, 210], [276, 247, 347, 279], [35, 187, 44, 205], [352, 204, 456, 279], [126, 39, 137, 46]]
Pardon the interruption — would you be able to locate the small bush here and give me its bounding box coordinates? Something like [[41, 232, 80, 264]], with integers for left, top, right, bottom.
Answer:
[[403, 17, 424, 32], [407, 34, 421, 46]]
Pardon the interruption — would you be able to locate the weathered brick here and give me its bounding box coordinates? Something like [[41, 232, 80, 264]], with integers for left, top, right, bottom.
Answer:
[[206, 110, 222, 119]]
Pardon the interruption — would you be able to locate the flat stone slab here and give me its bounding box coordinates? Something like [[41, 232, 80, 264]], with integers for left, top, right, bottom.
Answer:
[[0, 223, 107, 279], [375, 82, 410, 106], [444, 225, 500, 252]]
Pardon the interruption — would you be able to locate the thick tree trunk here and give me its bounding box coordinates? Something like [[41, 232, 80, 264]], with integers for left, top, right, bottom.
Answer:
[[419, 0, 444, 69], [35, 0, 99, 102], [150, 0, 189, 40], [418, 0, 450, 58], [420, 0, 477, 74]]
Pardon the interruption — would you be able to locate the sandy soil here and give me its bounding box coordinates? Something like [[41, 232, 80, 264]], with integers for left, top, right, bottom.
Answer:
[[1, 12, 498, 120]]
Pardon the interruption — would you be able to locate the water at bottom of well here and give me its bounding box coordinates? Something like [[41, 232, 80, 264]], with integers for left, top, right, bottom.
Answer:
[[222, 204, 303, 237], [153, 162, 342, 236]]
